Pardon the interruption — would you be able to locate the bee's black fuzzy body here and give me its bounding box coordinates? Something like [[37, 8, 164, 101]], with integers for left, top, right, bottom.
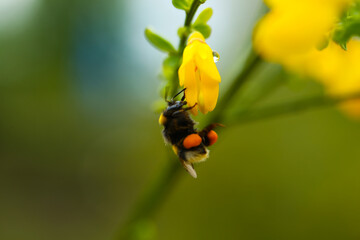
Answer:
[[161, 101, 196, 145], [159, 89, 219, 178]]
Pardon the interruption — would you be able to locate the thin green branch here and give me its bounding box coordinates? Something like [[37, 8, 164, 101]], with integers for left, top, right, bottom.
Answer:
[[116, 156, 181, 239], [178, 1, 202, 53], [168, 0, 203, 98], [229, 92, 360, 125], [206, 50, 262, 124]]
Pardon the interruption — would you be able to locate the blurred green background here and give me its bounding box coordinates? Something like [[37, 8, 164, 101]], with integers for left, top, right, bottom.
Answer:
[[1, 0, 360, 239]]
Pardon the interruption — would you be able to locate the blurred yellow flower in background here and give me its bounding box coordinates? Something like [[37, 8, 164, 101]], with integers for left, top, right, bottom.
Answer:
[[254, 0, 360, 117], [178, 32, 221, 115], [308, 40, 360, 117], [254, 0, 350, 62]]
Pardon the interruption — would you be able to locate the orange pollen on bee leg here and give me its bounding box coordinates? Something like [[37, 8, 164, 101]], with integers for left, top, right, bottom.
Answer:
[[207, 130, 218, 146], [183, 134, 202, 149]]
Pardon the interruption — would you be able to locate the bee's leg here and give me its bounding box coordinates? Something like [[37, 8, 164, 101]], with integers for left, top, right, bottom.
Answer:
[[172, 103, 197, 116], [182, 103, 197, 111], [180, 158, 197, 178], [178, 148, 197, 178], [199, 123, 224, 146], [199, 123, 221, 134]]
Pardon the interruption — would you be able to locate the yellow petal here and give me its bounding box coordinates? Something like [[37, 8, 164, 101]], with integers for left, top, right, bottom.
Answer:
[[178, 63, 186, 86], [187, 31, 205, 45], [197, 89, 206, 114], [198, 70, 219, 114], [181, 44, 195, 70], [190, 104, 199, 116], [194, 42, 221, 82], [181, 61, 199, 115]]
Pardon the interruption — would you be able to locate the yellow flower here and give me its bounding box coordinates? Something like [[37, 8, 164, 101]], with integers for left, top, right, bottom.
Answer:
[[178, 32, 221, 115], [253, 0, 351, 65], [253, 0, 360, 117], [308, 40, 360, 117]]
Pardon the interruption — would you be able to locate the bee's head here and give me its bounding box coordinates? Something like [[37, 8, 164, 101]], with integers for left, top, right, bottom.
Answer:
[[165, 88, 187, 110], [159, 89, 192, 125], [160, 99, 187, 125], [166, 100, 187, 111]]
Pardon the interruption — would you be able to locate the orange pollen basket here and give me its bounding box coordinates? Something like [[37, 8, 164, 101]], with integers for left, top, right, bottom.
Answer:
[[207, 130, 218, 146], [183, 134, 202, 149]]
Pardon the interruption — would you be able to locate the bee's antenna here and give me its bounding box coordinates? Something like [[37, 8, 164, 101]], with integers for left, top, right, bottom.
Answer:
[[172, 88, 186, 101], [181, 91, 186, 101]]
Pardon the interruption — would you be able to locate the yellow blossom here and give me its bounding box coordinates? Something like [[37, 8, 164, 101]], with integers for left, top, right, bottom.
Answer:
[[253, 0, 360, 117], [307, 40, 360, 117], [253, 0, 351, 64], [178, 32, 221, 115]]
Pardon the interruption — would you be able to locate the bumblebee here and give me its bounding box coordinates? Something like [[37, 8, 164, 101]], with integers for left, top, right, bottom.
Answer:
[[159, 89, 220, 178]]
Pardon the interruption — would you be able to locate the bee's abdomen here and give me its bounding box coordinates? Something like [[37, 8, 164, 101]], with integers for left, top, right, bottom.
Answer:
[[179, 145, 209, 163]]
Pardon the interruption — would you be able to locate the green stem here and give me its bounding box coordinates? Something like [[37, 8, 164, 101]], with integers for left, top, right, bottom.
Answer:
[[229, 92, 360, 125], [178, 0, 202, 53], [206, 50, 262, 124], [169, 0, 202, 98], [116, 156, 181, 239]]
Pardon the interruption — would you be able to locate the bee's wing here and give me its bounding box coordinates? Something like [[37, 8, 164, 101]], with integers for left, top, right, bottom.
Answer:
[[180, 159, 197, 178]]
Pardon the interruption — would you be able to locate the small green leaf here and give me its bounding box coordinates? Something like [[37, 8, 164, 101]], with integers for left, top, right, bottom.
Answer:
[[163, 55, 180, 69], [193, 8, 213, 26], [172, 0, 191, 11], [177, 27, 187, 38], [332, 22, 360, 50], [193, 24, 211, 38], [144, 28, 176, 53], [332, 2, 360, 50], [162, 55, 180, 80], [177, 26, 191, 38], [340, 42, 347, 51]]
